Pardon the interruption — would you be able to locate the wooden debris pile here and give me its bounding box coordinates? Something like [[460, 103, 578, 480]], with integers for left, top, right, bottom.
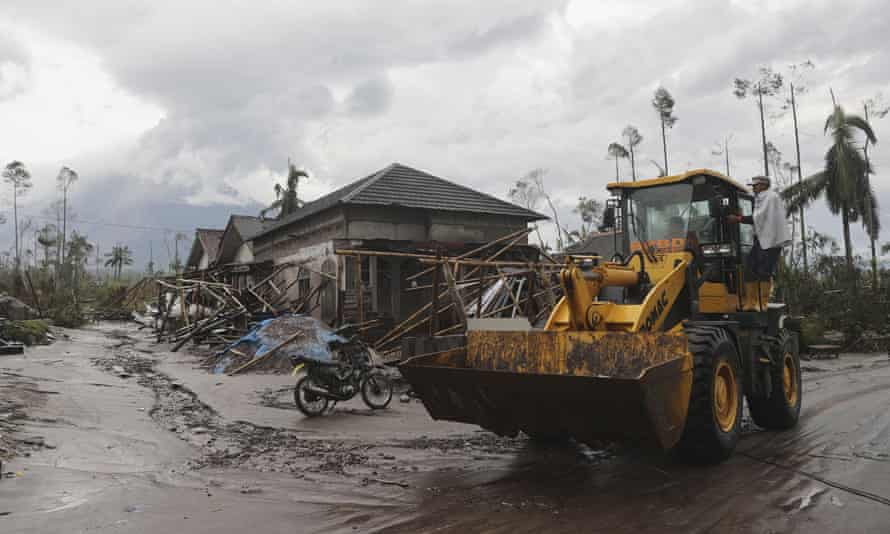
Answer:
[[335, 228, 564, 361], [150, 261, 330, 352]]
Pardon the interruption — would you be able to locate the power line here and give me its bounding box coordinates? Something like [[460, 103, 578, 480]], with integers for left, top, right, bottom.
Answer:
[[15, 214, 191, 233]]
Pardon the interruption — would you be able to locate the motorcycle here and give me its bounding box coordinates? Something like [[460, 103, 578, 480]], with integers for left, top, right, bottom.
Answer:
[[292, 328, 393, 417]]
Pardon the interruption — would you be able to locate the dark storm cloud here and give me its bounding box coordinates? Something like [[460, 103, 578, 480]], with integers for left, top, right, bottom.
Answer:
[[0, 0, 565, 210], [2, 0, 890, 258]]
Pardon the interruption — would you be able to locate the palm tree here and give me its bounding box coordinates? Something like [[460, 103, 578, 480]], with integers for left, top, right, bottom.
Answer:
[[622, 126, 643, 181], [652, 87, 678, 174], [66, 232, 94, 287], [105, 245, 135, 280], [783, 103, 876, 273], [607, 143, 629, 182], [56, 166, 78, 267], [36, 224, 58, 270], [3, 161, 32, 272], [863, 96, 889, 287], [118, 246, 134, 279]]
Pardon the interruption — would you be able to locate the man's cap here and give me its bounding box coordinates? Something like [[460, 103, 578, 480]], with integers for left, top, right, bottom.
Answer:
[[748, 175, 771, 187]]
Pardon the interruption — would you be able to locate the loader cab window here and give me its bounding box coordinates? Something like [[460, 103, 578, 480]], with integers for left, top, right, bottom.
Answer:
[[626, 181, 721, 253]]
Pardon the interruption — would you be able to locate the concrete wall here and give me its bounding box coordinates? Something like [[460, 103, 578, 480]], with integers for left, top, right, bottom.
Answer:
[[273, 240, 336, 320], [253, 208, 346, 263], [344, 206, 428, 241], [427, 211, 529, 243], [343, 205, 529, 243]]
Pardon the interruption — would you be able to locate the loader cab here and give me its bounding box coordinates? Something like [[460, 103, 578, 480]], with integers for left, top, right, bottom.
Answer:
[[608, 170, 752, 313]]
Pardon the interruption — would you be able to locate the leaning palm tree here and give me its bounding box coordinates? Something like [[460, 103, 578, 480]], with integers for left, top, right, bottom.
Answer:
[[105, 245, 123, 280], [607, 142, 629, 182], [783, 103, 876, 272], [118, 246, 134, 278]]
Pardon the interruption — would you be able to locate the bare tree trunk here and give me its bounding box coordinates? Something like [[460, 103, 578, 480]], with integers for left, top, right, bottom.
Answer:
[[543, 194, 565, 252], [841, 205, 854, 274], [629, 145, 636, 182], [864, 104, 878, 289], [724, 139, 730, 176], [660, 117, 669, 175], [61, 184, 68, 272], [614, 155, 619, 182], [12, 185, 20, 281], [789, 84, 808, 275], [758, 87, 769, 176]]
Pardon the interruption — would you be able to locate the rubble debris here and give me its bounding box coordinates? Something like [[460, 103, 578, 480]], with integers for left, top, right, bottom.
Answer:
[[206, 314, 341, 375], [0, 319, 51, 348], [0, 296, 38, 321]]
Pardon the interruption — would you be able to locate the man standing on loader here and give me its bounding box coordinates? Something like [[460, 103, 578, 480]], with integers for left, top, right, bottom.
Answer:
[[727, 175, 791, 280]]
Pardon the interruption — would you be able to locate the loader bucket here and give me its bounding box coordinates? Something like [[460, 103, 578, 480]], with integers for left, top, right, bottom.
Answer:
[[399, 330, 694, 449]]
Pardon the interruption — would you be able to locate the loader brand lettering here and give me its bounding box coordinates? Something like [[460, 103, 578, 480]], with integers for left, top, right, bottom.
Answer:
[[642, 291, 669, 331], [630, 238, 686, 254]]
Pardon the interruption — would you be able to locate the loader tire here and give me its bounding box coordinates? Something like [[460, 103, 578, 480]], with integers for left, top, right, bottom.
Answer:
[[675, 326, 742, 464], [748, 330, 801, 430]]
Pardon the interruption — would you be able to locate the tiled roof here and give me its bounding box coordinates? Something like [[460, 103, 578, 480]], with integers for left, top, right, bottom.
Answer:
[[197, 229, 224, 259], [186, 228, 224, 267], [254, 163, 546, 238], [230, 215, 268, 240]]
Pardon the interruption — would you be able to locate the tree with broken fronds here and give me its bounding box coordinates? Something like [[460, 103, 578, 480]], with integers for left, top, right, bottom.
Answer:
[[733, 68, 784, 175], [3, 160, 32, 275], [651, 87, 677, 175], [36, 224, 58, 270], [567, 196, 604, 247], [622, 126, 643, 181], [862, 93, 889, 288], [607, 142, 629, 182], [261, 161, 308, 220], [66, 232, 94, 287], [280, 161, 307, 216], [779, 60, 816, 274], [104, 244, 133, 280], [56, 166, 78, 270], [783, 102, 876, 276], [509, 169, 569, 251]]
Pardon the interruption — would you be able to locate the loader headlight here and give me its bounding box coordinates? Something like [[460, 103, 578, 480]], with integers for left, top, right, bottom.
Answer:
[[701, 243, 734, 256]]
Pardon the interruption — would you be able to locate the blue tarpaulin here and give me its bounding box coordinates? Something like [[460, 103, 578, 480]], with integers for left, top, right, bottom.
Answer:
[[213, 314, 344, 374]]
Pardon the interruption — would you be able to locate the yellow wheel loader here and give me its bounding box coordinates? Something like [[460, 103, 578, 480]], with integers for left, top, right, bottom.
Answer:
[[400, 169, 802, 463]]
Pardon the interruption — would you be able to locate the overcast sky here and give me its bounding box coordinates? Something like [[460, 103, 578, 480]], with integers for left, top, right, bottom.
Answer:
[[0, 0, 888, 269]]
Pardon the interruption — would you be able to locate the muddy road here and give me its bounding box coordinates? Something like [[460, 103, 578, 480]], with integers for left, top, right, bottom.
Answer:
[[1, 323, 889, 533]]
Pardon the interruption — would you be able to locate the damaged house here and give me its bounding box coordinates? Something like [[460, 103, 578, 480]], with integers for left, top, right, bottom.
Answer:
[[249, 163, 547, 331], [213, 214, 273, 289], [185, 229, 224, 271]]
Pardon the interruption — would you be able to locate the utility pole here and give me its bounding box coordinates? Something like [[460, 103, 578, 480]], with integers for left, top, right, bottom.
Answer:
[[790, 83, 808, 274]]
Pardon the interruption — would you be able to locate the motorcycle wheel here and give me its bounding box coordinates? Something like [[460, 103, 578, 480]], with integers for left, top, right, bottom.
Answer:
[[294, 376, 329, 417], [360, 372, 393, 410]]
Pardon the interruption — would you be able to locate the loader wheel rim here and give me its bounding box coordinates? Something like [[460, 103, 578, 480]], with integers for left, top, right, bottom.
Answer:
[[783, 352, 798, 406], [713, 360, 738, 432]]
